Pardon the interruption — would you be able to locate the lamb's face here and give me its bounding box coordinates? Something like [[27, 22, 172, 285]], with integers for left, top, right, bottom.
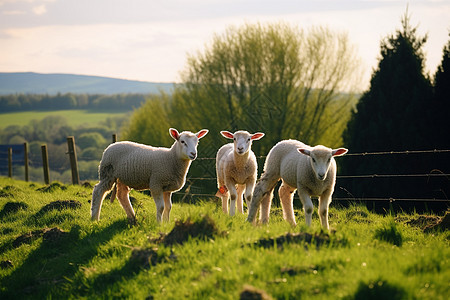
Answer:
[[233, 131, 253, 155], [298, 146, 348, 181], [170, 128, 209, 160], [221, 130, 265, 156], [309, 148, 333, 181], [179, 133, 200, 160]]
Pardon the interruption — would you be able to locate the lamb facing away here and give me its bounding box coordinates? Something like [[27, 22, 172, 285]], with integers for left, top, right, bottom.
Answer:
[[91, 128, 208, 224], [246, 140, 347, 229], [216, 130, 265, 216]]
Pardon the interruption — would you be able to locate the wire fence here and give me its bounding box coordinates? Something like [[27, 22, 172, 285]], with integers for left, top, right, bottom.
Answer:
[[178, 149, 450, 205], [2, 142, 449, 207]]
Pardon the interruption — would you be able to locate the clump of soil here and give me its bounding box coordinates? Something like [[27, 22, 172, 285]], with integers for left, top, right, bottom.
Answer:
[[0, 186, 16, 198], [12, 227, 68, 248], [158, 215, 227, 246], [406, 212, 449, 232], [42, 227, 68, 243], [81, 181, 93, 188], [0, 202, 28, 218], [36, 182, 67, 193], [240, 285, 273, 300], [38, 200, 82, 214], [129, 247, 163, 269], [253, 232, 332, 249], [0, 260, 13, 269], [424, 211, 450, 232]]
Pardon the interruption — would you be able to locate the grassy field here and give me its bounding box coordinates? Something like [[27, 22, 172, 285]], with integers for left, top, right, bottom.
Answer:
[[0, 110, 129, 129], [0, 177, 449, 299]]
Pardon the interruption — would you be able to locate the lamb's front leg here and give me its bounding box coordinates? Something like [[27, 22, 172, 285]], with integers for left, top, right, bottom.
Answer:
[[236, 185, 245, 214], [226, 180, 238, 216], [298, 188, 314, 227], [318, 189, 332, 230], [152, 190, 164, 223], [243, 180, 255, 214], [163, 191, 172, 222]]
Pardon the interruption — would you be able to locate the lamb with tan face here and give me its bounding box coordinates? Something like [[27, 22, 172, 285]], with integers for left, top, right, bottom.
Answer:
[[247, 139, 347, 229]]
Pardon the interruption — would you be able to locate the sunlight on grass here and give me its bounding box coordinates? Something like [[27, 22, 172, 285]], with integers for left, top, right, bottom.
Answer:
[[0, 177, 449, 299]]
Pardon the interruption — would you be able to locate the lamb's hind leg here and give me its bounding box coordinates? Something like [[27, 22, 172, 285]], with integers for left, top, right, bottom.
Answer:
[[116, 180, 136, 225], [91, 178, 115, 221], [279, 181, 296, 226], [247, 172, 279, 224]]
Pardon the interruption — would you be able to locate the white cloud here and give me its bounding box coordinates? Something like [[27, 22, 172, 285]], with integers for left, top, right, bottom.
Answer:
[[32, 4, 46, 15]]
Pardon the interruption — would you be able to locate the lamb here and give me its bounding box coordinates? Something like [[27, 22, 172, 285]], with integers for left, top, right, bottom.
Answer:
[[246, 140, 347, 229], [215, 130, 264, 216], [91, 128, 208, 224]]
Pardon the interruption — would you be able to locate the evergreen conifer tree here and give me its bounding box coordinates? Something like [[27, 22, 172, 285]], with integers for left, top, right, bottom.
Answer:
[[341, 13, 435, 200]]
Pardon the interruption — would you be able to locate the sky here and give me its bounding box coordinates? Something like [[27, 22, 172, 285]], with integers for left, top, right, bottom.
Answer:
[[0, 0, 449, 90]]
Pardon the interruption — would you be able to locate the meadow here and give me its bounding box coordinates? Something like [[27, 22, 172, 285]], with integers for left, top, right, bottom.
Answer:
[[0, 177, 449, 299], [0, 109, 128, 129]]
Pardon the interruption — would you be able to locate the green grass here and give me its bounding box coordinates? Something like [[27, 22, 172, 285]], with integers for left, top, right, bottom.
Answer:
[[0, 110, 128, 129], [0, 177, 449, 299]]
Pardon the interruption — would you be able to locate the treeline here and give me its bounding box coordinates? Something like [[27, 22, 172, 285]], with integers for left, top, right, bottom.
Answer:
[[0, 115, 128, 182], [0, 93, 151, 112]]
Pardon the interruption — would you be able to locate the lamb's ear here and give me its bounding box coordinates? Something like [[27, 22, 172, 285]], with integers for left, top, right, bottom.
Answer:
[[220, 131, 234, 139], [332, 148, 348, 157], [169, 128, 180, 141], [251, 132, 265, 140], [298, 148, 311, 156], [196, 129, 209, 139]]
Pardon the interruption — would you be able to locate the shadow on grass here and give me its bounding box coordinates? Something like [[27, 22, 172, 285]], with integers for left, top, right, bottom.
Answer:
[[0, 220, 128, 299]]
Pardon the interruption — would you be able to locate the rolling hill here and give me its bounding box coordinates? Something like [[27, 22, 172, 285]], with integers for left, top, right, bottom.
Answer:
[[0, 72, 174, 95]]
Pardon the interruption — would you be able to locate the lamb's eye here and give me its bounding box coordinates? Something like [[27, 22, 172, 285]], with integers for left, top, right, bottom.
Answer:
[[312, 158, 316, 163], [233, 138, 236, 141], [181, 140, 186, 145], [247, 138, 251, 142]]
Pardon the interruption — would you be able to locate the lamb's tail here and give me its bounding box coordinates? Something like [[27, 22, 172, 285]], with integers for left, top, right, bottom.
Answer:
[[109, 181, 117, 203]]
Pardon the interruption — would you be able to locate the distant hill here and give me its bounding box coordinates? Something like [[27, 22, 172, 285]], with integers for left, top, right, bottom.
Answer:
[[0, 72, 174, 95]]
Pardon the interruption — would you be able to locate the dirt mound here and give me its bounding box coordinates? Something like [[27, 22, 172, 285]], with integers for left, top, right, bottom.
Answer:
[[36, 182, 67, 193], [0, 186, 18, 198], [42, 227, 68, 243], [0, 260, 13, 269], [424, 211, 450, 232], [158, 215, 226, 246], [81, 181, 93, 188], [253, 232, 331, 249], [129, 247, 163, 269], [0, 202, 28, 218], [12, 227, 68, 248], [405, 212, 450, 232], [38, 200, 82, 214], [240, 285, 273, 300]]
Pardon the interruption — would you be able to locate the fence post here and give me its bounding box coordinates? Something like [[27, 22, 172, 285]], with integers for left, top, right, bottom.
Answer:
[[67, 136, 80, 185], [8, 147, 12, 178], [41, 145, 50, 185], [24, 142, 29, 182], [112, 133, 117, 143]]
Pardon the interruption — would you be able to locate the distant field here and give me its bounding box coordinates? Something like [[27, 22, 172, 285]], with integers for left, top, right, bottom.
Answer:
[[0, 110, 130, 128]]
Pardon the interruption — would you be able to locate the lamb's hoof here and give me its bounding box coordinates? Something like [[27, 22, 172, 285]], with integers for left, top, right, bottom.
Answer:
[[128, 218, 137, 226]]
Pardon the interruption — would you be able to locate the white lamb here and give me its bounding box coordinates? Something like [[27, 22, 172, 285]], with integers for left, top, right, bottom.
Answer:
[[215, 130, 265, 216], [91, 128, 209, 224], [246, 140, 347, 229]]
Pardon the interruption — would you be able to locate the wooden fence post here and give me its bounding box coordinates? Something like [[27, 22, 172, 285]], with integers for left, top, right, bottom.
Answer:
[[8, 147, 12, 178], [112, 133, 117, 143], [41, 145, 50, 185], [67, 136, 80, 185], [24, 142, 29, 182]]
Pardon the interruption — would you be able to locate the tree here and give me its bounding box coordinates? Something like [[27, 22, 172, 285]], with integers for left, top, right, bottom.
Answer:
[[342, 12, 437, 200], [178, 23, 361, 155], [431, 33, 450, 149]]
